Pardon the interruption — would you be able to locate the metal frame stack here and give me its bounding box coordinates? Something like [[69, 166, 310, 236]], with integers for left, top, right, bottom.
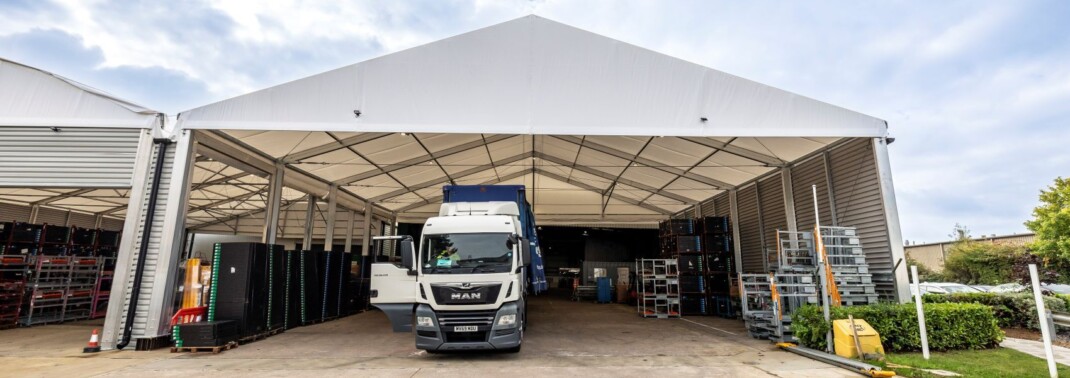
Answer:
[[740, 272, 818, 342], [821, 226, 878, 305], [740, 273, 775, 339], [20, 256, 70, 325], [90, 258, 114, 319], [636, 258, 680, 319], [0, 254, 27, 328], [64, 257, 100, 321]]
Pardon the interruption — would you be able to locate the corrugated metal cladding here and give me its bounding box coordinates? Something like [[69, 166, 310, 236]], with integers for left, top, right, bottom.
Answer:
[[792, 155, 833, 231], [0, 202, 31, 222], [101, 217, 124, 231], [36, 207, 67, 226], [117, 142, 172, 341], [700, 197, 716, 218], [713, 192, 730, 217], [736, 185, 763, 272], [828, 139, 894, 295], [0, 127, 143, 188], [758, 175, 787, 257], [68, 211, 96, 228]]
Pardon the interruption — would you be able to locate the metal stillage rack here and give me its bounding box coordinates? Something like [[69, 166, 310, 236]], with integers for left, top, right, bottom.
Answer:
[[637, 258, 680, 318], [820, 226, 878, 306]]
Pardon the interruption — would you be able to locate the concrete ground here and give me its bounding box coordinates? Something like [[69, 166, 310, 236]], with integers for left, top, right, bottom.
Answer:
[[0, 294, 854, 377], [1001, 337, 1070, 367]]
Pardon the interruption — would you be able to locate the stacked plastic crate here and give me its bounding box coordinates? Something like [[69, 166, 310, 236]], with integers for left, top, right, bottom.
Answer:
[[821, 226, 878, 305], [661, 219, 706, 315], [700, 216, 735, 318], [636, 258, 680, 318]]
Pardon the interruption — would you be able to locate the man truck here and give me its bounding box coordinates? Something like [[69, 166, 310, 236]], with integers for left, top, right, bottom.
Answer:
[[370, 185, 547, 352]]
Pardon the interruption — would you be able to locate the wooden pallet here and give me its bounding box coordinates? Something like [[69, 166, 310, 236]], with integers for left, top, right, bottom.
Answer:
[[171, 341, 238, 354]]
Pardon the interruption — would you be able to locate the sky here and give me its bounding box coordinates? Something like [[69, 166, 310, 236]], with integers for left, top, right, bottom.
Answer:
[[1, 0, 1067, 243]]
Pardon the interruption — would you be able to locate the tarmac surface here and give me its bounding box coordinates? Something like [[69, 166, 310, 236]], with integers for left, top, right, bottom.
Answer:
[[0, 293, 854, 377]]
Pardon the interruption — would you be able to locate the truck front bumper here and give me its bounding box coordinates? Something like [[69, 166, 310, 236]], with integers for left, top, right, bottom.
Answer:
[[415, 302, 521, 351]]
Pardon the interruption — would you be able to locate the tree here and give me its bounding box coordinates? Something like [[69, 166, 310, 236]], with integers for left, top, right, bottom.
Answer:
[[1024, 177, 1070, 282], [907, 257, 946, 282], [943, 241, 1022, 285], [949, 223, 971, 241]]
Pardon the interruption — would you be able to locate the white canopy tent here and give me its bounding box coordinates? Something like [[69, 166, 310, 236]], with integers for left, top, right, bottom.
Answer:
[[176, 16, 888, 228]]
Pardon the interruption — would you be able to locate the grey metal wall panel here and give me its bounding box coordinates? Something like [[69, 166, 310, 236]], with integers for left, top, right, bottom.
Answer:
[[68, 211, 96, 228], [37, 207, 67, 226], [828, 138, 894, 297], [0, 127, 142, 188], [713, 193, 731, 217], [758, 175, 787, 260], [736, 184, 763, 272], [0, 201, 31, 222], [117, 142, 173, 341], [791, 155, 833, 232], [700, 197, 716, 218], [101, 217, 125, 231]]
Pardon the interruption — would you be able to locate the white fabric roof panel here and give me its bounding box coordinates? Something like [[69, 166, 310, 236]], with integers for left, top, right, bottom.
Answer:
[[0, 58, 157, 128], [177, 16, 886, 138]]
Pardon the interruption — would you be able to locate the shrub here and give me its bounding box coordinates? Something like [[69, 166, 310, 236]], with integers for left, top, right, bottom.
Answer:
[[943, 241, 1024, 284], [792, 303, 1003, 352], [923, 292, 1069, 330]]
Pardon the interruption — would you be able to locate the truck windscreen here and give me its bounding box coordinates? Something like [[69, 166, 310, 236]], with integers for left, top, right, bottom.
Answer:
[[421, 233, 514, 274]]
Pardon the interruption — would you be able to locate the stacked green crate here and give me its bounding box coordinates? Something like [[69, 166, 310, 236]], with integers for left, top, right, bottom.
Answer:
[[266, 247, 274, 330], [172, 325, 183, 347], [207, 243, 222, 321], [299, 251, 307, 324], [284, 250, 291, 329]]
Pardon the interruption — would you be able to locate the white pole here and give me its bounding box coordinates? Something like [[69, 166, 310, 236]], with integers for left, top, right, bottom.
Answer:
[[1029, 264, 1058, 378], [812, 185, 832, 352], [911, 265, 929, 360]]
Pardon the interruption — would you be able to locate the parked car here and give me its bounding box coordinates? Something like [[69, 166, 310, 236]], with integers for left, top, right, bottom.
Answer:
[[910, 283, 949, 297], [927, 282, 983, 294], [989, 283, 1029, 293], [1041, 284, 1070, 295], [971, 285, 995, 292]]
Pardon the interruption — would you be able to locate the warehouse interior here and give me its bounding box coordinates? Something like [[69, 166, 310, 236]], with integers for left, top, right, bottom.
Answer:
[[0, 15, 908, 355]]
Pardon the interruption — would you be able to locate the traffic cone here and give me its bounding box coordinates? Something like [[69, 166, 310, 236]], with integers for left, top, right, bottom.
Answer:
[[83, 329, 101, 353]]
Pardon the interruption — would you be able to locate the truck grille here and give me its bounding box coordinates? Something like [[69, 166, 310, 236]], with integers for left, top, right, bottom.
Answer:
[[437, 310, 496, 326], [430, 283, 502, 305]]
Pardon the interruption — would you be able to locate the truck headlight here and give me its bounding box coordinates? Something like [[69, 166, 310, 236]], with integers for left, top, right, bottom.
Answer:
[[417, 316, 434, 327], [497, 314, 516, 326]]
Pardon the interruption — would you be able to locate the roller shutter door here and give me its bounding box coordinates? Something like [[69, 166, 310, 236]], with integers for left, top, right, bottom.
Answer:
[[736, 184, 763, 272], [827, 138, 894, 297], [713, 192, 731, 217], [0, 202, 31, 222], [792, 156, 833, 231], [758, 176, 787, 264], [0, 127, 143, 188]]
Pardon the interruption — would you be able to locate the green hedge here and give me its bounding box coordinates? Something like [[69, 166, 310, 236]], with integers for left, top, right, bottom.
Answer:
[[792, 303, 1003, 352], [922, 293, 1069, 330], [1060, 294, 1070, 310]]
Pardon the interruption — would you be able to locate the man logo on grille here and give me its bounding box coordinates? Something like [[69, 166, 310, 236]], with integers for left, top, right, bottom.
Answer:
[[451, 292, 481, 300]]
